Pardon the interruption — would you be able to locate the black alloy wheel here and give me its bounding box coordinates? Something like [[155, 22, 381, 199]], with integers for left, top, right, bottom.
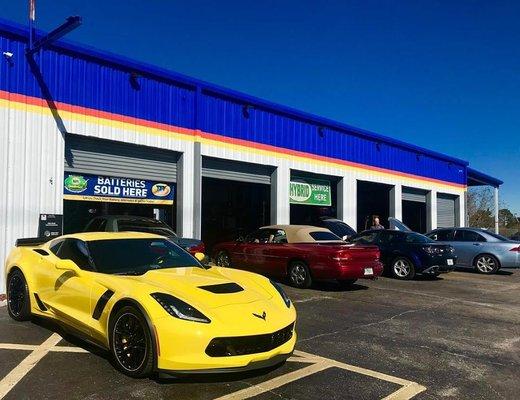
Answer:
[[7, 269, 31, 321], [111, 306, 154, 378]]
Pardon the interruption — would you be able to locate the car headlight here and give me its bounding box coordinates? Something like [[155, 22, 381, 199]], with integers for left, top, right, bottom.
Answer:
[[270, 280, 291, 308], [151, 293, 210, 323]]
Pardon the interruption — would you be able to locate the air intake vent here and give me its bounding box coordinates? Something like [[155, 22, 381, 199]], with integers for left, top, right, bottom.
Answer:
[[198, 283, 244, 294]]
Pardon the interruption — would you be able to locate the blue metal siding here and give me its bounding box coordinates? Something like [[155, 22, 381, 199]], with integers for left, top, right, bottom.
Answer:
[[200, 92, 466, 184], [0, 19, 468, 185]]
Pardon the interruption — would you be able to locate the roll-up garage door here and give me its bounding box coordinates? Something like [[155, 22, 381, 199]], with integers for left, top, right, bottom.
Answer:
[[65, 134, 178, 182], [402, 187, 427, 203], [437, 194, 457, 228], [202, 157, 273, 185]]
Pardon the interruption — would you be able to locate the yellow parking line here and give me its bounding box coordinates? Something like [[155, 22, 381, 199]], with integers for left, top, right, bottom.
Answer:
[[0, 333, 62, 399]]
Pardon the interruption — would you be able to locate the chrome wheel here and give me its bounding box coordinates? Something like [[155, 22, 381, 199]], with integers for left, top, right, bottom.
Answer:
[[113, 313, 147, 372], [7, 272, 27, 319], [476, 256, 497, 274], [216, 251, 231, 267], [393, 258, 412, 278]]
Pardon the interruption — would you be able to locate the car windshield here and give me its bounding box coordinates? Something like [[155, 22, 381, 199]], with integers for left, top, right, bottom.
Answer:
[[87, 239, 203, 275], [404, 233, 434, 244], [118, 219, 178, 237]]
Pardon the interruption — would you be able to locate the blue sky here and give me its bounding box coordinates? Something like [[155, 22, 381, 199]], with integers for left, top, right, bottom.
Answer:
[[2, 1, 519, 213]]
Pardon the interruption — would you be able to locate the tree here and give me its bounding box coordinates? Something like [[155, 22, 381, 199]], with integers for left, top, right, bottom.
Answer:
[[467, 187, 494, 229]]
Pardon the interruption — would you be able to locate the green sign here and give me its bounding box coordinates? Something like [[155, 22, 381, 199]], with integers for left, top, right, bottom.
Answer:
[[289, 178, 331, 206]]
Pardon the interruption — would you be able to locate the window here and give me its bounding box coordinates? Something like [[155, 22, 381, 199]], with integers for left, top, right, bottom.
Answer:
[[49, 240, 64, 256], [351, 232, 378, 244], [404, 233, 433, 244], [56, 239, 93, 270], [454, 230, 486, 242], [309, 231, 342, 241], [84, 218, 107, 232], [87, 238, 201, 274], [378, 231, 404, 244], [429, 230, 454, 241], [271, 229, 288, 244], [246, 229, 272, 244]]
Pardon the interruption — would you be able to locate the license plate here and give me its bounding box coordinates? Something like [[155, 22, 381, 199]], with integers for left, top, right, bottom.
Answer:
[[364, 267, 374, 276], [447, 259, 454, 266]]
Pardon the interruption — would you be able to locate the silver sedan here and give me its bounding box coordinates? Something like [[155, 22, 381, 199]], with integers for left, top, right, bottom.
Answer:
[[426, 228, 520, 274]]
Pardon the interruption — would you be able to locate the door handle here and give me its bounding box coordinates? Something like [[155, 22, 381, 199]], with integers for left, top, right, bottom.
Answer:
[[473, 243, 481, 246]]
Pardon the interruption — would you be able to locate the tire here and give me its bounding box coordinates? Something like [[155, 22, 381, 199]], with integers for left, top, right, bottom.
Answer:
[[215, 250, 231, 267], [110, 305, 154, 378], [391, 257, 416, 280], [288, 261, 312, 289], [474, 254, 500, 274], [6, 269, 31, 321], [337, 279, 358, 288]]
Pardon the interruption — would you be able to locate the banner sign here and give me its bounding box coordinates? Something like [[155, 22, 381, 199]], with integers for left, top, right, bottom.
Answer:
[[63, 173, 174, 205], [289, 178, 331, 206]]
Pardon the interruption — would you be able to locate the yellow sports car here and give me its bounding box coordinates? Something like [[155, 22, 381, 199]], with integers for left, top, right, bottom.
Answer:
[[5, 232, 296, 377]]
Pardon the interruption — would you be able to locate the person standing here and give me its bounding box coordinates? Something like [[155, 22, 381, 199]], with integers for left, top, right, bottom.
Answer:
[[371, 215, 385, 230]]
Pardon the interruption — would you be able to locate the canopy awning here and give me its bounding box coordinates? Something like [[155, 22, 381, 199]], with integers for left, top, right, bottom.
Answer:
[[467, 168, 503, 188]]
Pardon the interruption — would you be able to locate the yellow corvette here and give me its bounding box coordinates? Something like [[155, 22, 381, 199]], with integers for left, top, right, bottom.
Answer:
[[5, 232, 296, 377]]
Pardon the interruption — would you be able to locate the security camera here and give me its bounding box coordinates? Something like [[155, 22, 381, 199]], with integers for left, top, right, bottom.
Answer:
[[3, 51, 13, 59]]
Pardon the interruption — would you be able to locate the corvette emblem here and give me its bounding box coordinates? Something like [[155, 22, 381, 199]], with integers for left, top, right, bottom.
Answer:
[[252, 311, 267, 321]]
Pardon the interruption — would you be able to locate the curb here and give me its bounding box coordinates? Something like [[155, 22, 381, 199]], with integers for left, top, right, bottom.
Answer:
[[0, 293, 6, 307]]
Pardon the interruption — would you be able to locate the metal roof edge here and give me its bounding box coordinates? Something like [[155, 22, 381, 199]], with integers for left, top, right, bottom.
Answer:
[[467, 168, 503, 188], [0, 17, 469, 167]]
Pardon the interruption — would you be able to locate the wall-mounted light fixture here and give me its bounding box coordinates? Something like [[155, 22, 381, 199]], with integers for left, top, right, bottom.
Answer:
[[129, 72, 140, 90], [2, 51, 14, 66], [242, 104, 252, 118]]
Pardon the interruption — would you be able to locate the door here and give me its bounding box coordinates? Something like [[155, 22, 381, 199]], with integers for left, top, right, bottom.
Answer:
[[43, 239, 94, 334], [452, 230, 486, 266], [241, 229, 274, 272], [375, 231, 406, 265], [250, 229, 289, 276]]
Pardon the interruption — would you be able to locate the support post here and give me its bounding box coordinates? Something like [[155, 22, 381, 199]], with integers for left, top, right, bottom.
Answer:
[[426, 190, 438, 232], [337, 177, 357, 230], [494, 187, 499, 234], [192, 142, 202, 239], [390, 184, 402, 222], [176, 148, 195, 238], [270, 163, 290, 225]]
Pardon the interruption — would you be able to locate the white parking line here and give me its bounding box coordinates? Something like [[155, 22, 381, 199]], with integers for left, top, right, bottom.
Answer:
[[0, 333, 62, 399], [0, 337, 426, 400]]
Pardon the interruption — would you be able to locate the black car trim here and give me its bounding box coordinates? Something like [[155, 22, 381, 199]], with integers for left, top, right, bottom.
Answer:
[[92, 289, 115, 320], [198, 283, 244, 294], [33, 293, 48, 311]]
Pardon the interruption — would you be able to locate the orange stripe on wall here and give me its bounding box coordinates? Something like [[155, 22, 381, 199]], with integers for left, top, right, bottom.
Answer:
[[0, 89, 465, 189]]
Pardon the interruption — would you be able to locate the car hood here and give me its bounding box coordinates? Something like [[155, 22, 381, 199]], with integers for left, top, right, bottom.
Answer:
[[105, 266, 273, 309]]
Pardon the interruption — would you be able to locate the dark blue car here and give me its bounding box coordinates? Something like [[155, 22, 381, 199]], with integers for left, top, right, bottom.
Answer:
[[349, 230, 456, 279]]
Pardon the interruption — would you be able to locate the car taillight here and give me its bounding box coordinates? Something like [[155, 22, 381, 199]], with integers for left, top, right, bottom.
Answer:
[[510, 246, 520, 253]]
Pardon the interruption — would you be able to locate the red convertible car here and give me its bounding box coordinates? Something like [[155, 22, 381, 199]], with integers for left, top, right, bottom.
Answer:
[[212, 225, 383, 288]]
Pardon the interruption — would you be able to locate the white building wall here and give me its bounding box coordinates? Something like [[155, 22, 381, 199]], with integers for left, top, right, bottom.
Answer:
[[0, 103, 467, 292]]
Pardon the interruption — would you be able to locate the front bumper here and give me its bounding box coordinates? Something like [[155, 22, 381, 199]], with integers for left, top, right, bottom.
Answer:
[[153, 314, 297, 373]]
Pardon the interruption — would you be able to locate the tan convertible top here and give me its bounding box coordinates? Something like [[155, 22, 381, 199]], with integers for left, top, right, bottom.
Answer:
[[261, 225, 342, 244]]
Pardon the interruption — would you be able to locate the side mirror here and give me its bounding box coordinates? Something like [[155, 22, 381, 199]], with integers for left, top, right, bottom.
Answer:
[[56, 259, 80, 274], [194, 252, 206, 262]]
